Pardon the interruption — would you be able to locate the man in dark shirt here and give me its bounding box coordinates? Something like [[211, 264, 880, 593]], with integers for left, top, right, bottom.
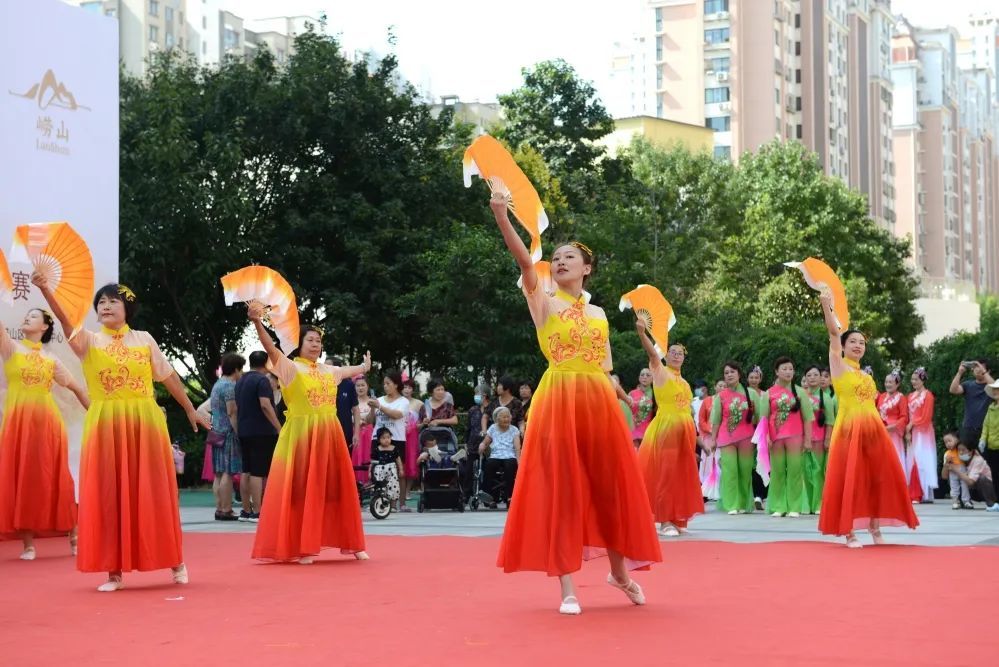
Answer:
[[327, 357, 360, 451], [950, 358, 995, 447], [234, 351, 282, 520]]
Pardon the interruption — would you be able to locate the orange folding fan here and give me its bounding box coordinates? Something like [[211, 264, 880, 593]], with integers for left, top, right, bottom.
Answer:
[[516, 260, 591, 302], [0, 249, 13, 305], [9, 222, 94, 337], [220, 265, 300, 353], [784, 257, 850, 330], [463, 134, 549, 262], [619, 285, 676, 357]]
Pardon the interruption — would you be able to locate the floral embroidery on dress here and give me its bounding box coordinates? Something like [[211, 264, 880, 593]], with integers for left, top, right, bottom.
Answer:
[[19, 349, 52, 389], [304, 363, 337, 408], [854, 375, 877, 403], [773, 390, 796, 428], [98, 365, 130, 395], [726, 395, 748, 433], [673, 390, 691, 411], [547, 300, 607, 365], [105, 334, 148, 366], [878, 391, 902, 421], [908, 389, 926, 414]]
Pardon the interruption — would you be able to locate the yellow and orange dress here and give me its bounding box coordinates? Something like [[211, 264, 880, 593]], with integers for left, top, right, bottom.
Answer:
[[638, 371, 704, 527], [71, 325, 182, 572], [497, 288, 661, 576], [0, 332, 77, 538], [819, 358, 919, 536], [252, 355, 364, 561]]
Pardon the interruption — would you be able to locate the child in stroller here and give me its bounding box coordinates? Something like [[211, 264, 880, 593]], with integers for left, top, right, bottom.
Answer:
[[416, 427, 467, 512]]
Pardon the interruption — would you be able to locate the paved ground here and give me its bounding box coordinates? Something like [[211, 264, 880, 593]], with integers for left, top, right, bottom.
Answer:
[[181, 491, 999, 547]]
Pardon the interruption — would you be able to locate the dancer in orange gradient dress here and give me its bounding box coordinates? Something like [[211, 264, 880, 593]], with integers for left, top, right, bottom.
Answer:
[[817, 291, 919, 548], [247, 303, 371, 563], [489, 196, 661, 616], [0, 308, 88, 560], [633, 320, 704, 537], [35, 277, 211, 591]]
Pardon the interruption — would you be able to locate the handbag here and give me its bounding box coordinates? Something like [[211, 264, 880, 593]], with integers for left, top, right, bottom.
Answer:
[[206, 430, 227, 448]]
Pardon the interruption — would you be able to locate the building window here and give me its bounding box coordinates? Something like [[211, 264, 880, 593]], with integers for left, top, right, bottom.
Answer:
[[797, 124, 803, 139], [714, 145, 731, 160], [657, 98, 663, 117], [795, 13, 800, 28], [149, 0, 159, 17], [166, 32, 175, 48], [705, 87, 730, 103], [203, 16, 207, 29], [705, 28, 730, 44], [709, 57, 730, 72], [656, 36, 662, 60], [775, 89, 780, 104], [105, 8, 116, 17], [149, 25, 158, 42], [705, 0, 729, 13], [705, 116, 731, 131], [775, 30, 779, 46], [795, 69, 801, 84], [224, 27, 239, 50], [202, 41, 207, 55], [656, 67, 663, 88], [165, 6, 173, 23], [655, 7, 663, 31]]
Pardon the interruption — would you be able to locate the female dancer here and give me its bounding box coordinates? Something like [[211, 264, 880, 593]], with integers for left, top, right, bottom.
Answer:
[[490, 197, 660, 615], [876, 371, 908, 469], [698, 381, 723, 501], [350, 376, 374, 484], [629, 369, 654, 447], [905, 368, 937, 503], [0, 309, 89, 560], [801, 365, 834, 514], [747, 365, 768, 509], [817, 292, 919, 547], [635, 321, 705, 535], [35, 278, 210, 591], [762, 358, 813, 518], [710, 362, 755, 514], [248, 305, 371, 562]]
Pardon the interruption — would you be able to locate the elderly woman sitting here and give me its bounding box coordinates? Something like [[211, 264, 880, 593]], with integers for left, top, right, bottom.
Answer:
[[478, 406, 522, 509]]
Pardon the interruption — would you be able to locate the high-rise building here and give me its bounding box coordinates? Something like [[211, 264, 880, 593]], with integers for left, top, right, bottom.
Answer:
[[606, 35, 656, 119], [891, 17, 999, 296], [641, 0, 895, 228], [69, 1, 313, 75]]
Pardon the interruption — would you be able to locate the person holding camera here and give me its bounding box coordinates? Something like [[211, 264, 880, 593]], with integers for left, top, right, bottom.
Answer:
[[948, 359, 994, 448]]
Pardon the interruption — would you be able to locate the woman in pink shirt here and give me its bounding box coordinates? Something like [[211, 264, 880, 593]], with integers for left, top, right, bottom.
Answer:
[[709, 362, 756, 514], [762, 357, 813, 518]]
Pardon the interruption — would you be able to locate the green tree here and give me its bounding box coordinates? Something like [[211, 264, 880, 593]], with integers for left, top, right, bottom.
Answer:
[[497, 59, 614, 181], [709, 141, 922, 363]]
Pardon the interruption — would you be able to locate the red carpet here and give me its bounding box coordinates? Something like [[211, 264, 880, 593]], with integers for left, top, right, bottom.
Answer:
[[1, 534, 996, 666]]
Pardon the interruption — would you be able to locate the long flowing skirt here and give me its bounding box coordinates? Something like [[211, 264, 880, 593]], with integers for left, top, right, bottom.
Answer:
[[641, 415, 705, 525], [252, 412, 364, 561], [403, 418, 420, 479], [497, 369, 661, 576], [908, 425, 938, 502], [77, 398, 182, 572], [819, 413, 919, 536], [0, 397, 77, 537]]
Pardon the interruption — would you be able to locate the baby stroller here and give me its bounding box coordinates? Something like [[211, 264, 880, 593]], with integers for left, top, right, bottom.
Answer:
[[417, 427, 465, 513]]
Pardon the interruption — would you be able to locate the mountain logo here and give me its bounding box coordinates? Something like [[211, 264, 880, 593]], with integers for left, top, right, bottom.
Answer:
[[9, 69, 90, 111]]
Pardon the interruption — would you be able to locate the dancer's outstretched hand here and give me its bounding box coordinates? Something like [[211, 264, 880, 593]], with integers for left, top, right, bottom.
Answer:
[[247, 301, 265, 323]]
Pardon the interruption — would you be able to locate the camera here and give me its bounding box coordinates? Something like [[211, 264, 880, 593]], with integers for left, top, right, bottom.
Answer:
[[962, 361, 977, 370]]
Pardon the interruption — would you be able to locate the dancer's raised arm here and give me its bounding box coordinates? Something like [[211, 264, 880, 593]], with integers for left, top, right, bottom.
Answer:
[[819, 292, 845, 377], [248, 303, 283, 364], [490, 197, 537, 294], [635, 320, 664, 371], [30, 272, 74, 342], [334, 352, 372, 381]]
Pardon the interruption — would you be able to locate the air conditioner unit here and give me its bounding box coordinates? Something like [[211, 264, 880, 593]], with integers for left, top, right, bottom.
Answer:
[[717, 71, 729, 81], [718, 11, 730, 19], [720, 102, 732, 112]]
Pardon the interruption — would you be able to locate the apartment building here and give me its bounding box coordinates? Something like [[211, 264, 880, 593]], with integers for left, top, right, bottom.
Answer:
[[71, 0, 312, 75], [641, 0, 895, 228]]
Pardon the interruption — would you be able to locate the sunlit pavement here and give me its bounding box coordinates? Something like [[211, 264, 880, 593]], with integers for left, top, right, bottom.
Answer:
[[180, 492, 999, 546]]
